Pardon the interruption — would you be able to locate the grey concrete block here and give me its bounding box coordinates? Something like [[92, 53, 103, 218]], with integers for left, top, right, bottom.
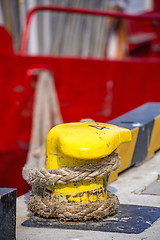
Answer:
[[0, 188, 17, 240]]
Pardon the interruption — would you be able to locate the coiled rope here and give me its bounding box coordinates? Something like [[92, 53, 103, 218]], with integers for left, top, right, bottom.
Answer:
[[25, 152, 120, 221], [24, 152, 120, 186], [23, 70, 63, 177], [28, 191, 119, 221]]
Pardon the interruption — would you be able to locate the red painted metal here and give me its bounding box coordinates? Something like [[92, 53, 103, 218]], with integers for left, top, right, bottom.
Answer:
[[0, 26, 14, 55], [1, 53, 160, 195], [1, 6, 160, 195], [154, 0, 160, 12]]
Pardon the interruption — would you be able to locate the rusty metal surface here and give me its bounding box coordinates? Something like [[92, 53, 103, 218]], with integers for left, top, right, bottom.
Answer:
[[22, 204, 160, 234]]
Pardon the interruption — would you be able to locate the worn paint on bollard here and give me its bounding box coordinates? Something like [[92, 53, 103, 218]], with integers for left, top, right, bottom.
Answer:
[[45, 122, 131, 203], [47, 176, 108, 203]]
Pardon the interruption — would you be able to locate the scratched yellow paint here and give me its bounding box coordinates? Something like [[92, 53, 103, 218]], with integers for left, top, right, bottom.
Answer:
[[45, 122, 131, 167], [47, 176, 107, 203], [45, 122, 131, 203]]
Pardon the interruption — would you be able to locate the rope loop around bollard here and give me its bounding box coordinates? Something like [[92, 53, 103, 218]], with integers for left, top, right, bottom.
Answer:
[[25, 151, 121, 221], [28, 191, 119, 221], [23, 151, 120, 186]]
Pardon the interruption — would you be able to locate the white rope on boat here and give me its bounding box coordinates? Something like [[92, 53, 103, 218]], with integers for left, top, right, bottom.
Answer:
[[23, 70, 63, 180]]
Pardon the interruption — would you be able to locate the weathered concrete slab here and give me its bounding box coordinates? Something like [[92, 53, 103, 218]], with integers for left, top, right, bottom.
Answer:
[[16, 151, 160, 240], [141, 180, 160, 195]]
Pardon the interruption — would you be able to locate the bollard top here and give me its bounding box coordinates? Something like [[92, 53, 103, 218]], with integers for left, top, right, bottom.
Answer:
[[46, 122, 131, 168]]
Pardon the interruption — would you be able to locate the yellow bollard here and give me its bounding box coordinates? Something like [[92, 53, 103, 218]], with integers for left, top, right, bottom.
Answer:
[[45, 122, 131, 204]]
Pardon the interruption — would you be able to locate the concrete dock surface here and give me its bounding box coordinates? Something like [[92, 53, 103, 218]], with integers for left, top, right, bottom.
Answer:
[[16, 151, 160, 240]]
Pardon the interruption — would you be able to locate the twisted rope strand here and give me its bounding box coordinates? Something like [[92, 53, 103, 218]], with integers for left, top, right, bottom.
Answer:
[[28, 192, 119, 221], [24, 152, 120, 186], [26, 151, 121, 221]]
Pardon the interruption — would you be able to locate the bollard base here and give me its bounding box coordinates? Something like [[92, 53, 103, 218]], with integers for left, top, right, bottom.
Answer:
[[22, 204, 160, 234]]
